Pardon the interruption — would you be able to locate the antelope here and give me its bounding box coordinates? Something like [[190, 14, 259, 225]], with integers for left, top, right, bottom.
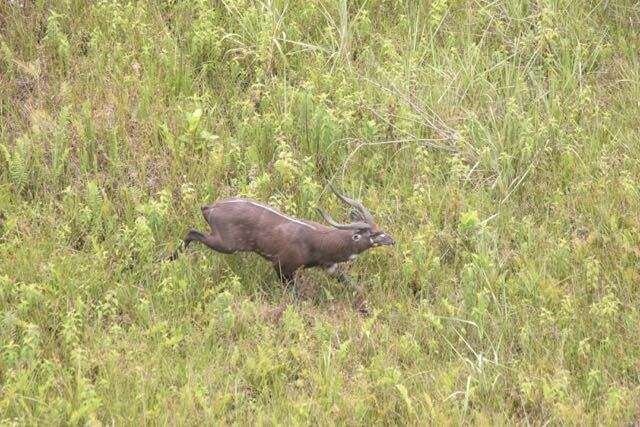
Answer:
[[170, 185, 395, 285]]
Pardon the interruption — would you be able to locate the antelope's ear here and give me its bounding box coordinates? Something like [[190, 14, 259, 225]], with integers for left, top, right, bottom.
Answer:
[[352, 228, 373, 242]]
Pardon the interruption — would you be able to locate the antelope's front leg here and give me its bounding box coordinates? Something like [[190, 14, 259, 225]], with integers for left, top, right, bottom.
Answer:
[[324, 264, 368, 314], [273, 264, 295, 286], [324, 263, 353, 286]]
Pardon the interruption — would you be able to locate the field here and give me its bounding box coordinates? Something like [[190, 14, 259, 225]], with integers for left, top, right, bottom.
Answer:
[[1, 0, 639, 424]]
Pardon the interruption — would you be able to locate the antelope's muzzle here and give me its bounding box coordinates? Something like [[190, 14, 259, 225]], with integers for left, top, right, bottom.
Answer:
[[373, 233, 395, 246]]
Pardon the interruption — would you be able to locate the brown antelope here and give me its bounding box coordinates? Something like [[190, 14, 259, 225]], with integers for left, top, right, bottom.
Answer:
[[170, 185, 394, 285]]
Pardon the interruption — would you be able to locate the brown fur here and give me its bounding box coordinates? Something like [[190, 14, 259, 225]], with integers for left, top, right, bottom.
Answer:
[[171, 196, 394, 285]]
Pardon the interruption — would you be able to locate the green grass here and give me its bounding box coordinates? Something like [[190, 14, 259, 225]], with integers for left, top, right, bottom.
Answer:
[[1, 0, 639, 424]]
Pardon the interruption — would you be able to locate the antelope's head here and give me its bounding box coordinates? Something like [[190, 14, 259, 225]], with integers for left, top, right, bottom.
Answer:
[[317, 184, 395, 253]]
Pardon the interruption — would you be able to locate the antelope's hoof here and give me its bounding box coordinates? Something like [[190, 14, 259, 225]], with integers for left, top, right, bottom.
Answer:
[[353, 296, 370, 316], [262, 304, 287, 323]]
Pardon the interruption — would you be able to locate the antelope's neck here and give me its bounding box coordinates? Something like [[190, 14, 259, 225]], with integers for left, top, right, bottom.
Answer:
[[315, 230, 356, 263]]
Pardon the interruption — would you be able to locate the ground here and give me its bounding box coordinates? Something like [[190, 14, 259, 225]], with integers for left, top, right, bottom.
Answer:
[[1, 0, 639, 424]]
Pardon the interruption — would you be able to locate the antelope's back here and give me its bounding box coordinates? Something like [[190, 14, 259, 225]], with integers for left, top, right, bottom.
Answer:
[[203, 198, 312, 252]]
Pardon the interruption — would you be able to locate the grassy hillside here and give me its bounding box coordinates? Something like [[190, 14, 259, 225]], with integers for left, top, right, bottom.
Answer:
[[1, 0, 639, 424]]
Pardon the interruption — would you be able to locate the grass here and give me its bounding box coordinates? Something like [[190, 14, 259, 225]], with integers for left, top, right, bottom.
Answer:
[[1, 0, 639, 424]]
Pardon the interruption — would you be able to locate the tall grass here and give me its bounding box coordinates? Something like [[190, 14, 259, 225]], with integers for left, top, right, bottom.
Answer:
[[1, 0, 639, 424]]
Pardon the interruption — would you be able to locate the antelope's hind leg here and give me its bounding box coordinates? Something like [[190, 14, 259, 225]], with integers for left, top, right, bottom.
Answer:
[[191, 229, 239, 254], [170, 228, 236, 260]]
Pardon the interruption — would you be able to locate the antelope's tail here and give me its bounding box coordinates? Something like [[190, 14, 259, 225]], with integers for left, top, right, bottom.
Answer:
[[201, 205, 214, 222]]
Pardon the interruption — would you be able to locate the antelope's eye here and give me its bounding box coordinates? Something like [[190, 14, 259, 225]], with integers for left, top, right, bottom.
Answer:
[[352, 234, 362, 241]]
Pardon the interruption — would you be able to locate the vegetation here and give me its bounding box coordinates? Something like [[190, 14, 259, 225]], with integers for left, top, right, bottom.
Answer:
[[1, 0, 639, 424]]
